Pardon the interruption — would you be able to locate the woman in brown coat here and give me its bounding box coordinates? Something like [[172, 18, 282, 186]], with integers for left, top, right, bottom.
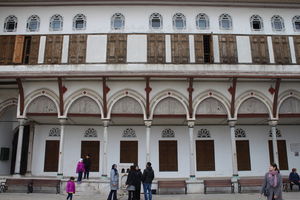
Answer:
[[260, 163, 283, 200]]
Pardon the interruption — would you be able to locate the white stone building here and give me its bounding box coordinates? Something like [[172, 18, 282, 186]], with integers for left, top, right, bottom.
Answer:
[[0, 0, 300, 193]]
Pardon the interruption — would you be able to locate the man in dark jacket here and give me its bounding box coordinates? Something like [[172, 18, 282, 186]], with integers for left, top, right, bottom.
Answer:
[[142, 162, 154, 200], [83, 154, 91, 179], [289, 168, 300, 191]]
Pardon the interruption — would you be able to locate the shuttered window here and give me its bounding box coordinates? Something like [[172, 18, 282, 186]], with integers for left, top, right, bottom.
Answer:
[[12, 35, 25, 64], [196, 140, 215, 171], [107, 34, 127, 63], [0, 35, 15, 65], [194, 34, 213, 63], [293, 36, 300, 64], [44, 35, 63, 64], [68, 34, 87, 64], [81, 141, 100, 172], [171, 34, 189, 64], [120, 141, 138, 165], [147, 34, 165, 63], [159, 140, 178, 171], [236, 140, 251, 171], [219, 35, 238, 64], [268, 140, 289, 170], [272, 36, 291, 64], [44, 140, 59, 172], [250, 36, 269, 64]]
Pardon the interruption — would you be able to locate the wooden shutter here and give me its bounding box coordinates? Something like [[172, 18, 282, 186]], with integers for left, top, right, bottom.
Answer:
[[28, 36, 40, 64], [250, 35, 269, 64], [236, 140, 251, 171], [159, 140, 178, 171], [219, 35, 238, 64], [147, 34, 165, 63], [120, 141, 138, 165], [0, 36, 16, 65], [44, 140, 59, 172], [293, 36, 300, 64], [81, 141, 100, 172], [13, 35, 25, 64], [171, 34, 189, 64], [268, 140, 289, 170], [272, 36, 291, 64], [194, 35, 204, 63], [68, 34, 87, 64], [196, 140, 215, 171], [44, 35, 63, 64], [107, 34, 127, 63]]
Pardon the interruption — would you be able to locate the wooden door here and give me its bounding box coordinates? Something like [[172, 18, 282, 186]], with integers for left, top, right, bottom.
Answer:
[[272, 36, 291, 64], [120, 141, 138, 165], [147, 34, 165, 63], [159, 140, 178, 171], [250, 35, 269, 64], [268, 140, 289, 170], [219, 35, 238, 64], [236, 140, 251, 171], [171, 34, 189, 64], [196, 140, 215, 171], [28, 36, 40, 64], [44, 140, 59, 172], [293, 36, 300, 64], [194, 35, 204, 63], [68, 34, 87, 64], [44, 35, 63, 64], [107, 34, 127, 63], [0, 35, 15, 65], [81, 141, 100, 172]]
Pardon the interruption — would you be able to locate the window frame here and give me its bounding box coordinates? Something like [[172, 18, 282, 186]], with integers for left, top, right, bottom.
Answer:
[[4, 15, 18, 32], [49, 14, 63, 31], [26, 15, 40, 32], [173, 13, 186, 30], [219, 13, 233, 30], [111, 13, 125, 30], [149, 13, 163, 30], [250, 15, 264, 31], [292, 15, 300, 32], [73, 14, 87, 31], [196, 13, 209, 30], [271, 15, 285, 32]]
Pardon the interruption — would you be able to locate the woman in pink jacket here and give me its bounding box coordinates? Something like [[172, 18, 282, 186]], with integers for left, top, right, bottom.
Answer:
[[66, 177, 75, 200], [76, 158, 85, 183]]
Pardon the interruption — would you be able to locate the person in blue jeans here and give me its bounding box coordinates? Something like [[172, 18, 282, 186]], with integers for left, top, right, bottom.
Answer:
[[142, 162, 155, 200]]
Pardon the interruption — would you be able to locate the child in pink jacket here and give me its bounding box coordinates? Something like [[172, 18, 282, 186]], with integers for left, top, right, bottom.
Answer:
[[66, 177, 75, 200]]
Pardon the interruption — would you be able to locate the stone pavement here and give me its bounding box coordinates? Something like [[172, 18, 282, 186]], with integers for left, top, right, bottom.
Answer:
[[0, 192, 299, 200]]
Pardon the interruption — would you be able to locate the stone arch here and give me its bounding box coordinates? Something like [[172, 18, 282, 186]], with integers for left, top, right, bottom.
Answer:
[[107, 89, 146, 119], [0, 98, 18, 118], [150, 90, 189, 119], [235, 90, 273, 119], [193, 90, 230, 119], [64, 89, 104, 118], [277, 90, 300, 117], [24, 88, 60, 117]]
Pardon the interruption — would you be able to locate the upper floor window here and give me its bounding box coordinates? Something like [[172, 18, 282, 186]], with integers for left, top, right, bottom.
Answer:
[[292, 16, 300, 32], [196, 13, 209, 30], [73, 14, 86, 30], [271, 15, 285, 32], [111, 13, 125, 30], [250, 15, 263, 31], [219, 14, 232, 30], [49, 14, 63, 31], [4, 15, 17, 32], [149, 13, 163, 30], [27, 15, 40, 32], [173, 13, 186, 30]]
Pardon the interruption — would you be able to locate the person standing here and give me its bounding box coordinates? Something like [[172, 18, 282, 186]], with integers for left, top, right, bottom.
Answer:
[[134, 165, 143, 200], [142, 162, 154, 200], [76, 158, 85, 183], [126, 165, 137, 200], [83, 154, 91, 180], [289, 168, 300, 191], [66, 177, 76, 200], [107, 164, 119, 200], [260, 163, 282, 200]]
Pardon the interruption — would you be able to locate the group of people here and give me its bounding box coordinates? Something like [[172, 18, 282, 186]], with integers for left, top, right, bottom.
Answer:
[[108, 162, 155, 200], [76, 154, 92, 183]]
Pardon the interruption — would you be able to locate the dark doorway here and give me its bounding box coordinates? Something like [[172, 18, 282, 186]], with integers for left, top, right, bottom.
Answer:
[[81, 141, 100, 172], [159, 140, 178, 171], [44, 140, 59, 172], [268, 140, 289, 170], [120, 141, 138, 165]]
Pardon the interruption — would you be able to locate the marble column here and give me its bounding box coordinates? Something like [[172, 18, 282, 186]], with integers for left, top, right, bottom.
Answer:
[[25, 122, 35, 176], [188, 121, 196, 178], [102, 120, 110, 177], [57, 118, 67, 177], [145, 120, 152, 163], [229, 120, 238, 176], [269, 120, 279, 166], [14, 118, 27, 176]]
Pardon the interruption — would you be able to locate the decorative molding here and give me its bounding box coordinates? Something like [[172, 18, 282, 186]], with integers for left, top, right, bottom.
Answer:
[[235, 128, 246, 138], [84, 128, 97, 137], [269, 128, 282, 138], [162, 128, 175, 138], [197, 129, 211, 138], [122, 128, 136, 138], [49, 127, 60, 137]]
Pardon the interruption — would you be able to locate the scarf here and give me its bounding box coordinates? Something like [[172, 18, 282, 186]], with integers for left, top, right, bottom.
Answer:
[[268, 170, 278, 187]]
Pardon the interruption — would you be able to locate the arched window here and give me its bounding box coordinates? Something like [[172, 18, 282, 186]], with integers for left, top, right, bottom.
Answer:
[[4, 15, 17, 32], [149, 13, 163, 29], [292, 16, 300, 32], [122, 128, 137, 138], [27, 15, 40, 32], [196, 13, 209, 30], [219, 14, 232, 30], [173, 13, 186, 30], [271, 15, 285, 32], [235, 128, 246, 138], [84, 128, 97, 137], [162, 128, 175, 138], [269, 128, 282, 138], [250, 15, 263, 31], [111, 13, 125, 30], [49, 14, 63, 31], [73, 14, 86, 30], [49, 128, 60, 137], [197, 129, 211, 138]]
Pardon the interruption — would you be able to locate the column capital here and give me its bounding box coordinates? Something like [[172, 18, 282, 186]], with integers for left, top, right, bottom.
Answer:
[[268, 120, 278, 127], [144, 120, 152, 127], [187, 120, 195, 128], [59, 118, 67, 125], [18, 118, 27, 126], [102, 120, 110, 127], [228, 120, 237, 127]]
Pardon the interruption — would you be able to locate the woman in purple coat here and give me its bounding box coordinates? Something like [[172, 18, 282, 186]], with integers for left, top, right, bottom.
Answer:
[[76, 158, 85, 183]]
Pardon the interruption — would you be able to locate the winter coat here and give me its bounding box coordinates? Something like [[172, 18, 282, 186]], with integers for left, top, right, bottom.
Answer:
[[76, 162, 85, 173], [289, 172, 300, 182], [261, 172, 283, 200], [110, 169, 119, 190], [126, 170, 137, 186], [66, 180, 75, 193], [135, 170, 143, 189], [142, 167, 154, 184], [83, 158, 91, 171]]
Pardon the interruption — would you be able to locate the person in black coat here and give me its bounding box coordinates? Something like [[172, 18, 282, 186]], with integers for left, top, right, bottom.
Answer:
[[83, 154, 91, 179], [134, 165, 143, 200], [126, 165, 137, 200]]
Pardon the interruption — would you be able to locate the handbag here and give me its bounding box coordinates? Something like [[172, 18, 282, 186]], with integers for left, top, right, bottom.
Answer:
[[263, 187, 269, 197], [126, 185, 135, 191]]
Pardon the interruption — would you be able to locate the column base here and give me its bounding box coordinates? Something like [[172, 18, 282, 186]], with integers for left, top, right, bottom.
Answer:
[[231, 175, 239, 193], [57, 173, 63, 178], [12, 173, 22, 178], [25, 172, 32, 177], [101, 175, 108, 180], [189, 175, 196, 180]]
